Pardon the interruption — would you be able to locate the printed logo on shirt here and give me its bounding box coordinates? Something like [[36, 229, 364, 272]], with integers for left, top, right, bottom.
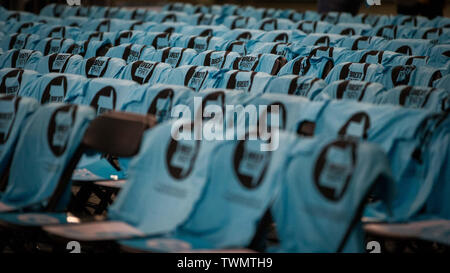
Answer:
[[147, 88, 174, 122], [50, 53, 72, 72], [234, 139, 271, 189], [314, 140, 357, 202], [0, 69, 23, 96], [166, 127, 200, 180], [338, 112, 371, 139], [0, 96, 20, 144], [42, 76, 68, 104], [89, 86, 117, 115], [391, 65, 415, 86], [131, 61, 156, 84], [47, 105, 77, 157], [87, 58, 109, 77]]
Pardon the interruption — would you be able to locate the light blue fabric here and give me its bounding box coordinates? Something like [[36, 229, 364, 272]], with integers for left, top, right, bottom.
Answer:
[[0, 68, 40, 96], [229, 53, 287, 75], [80, 18, 139, 32], [68, 78, 144, 181], [377, 85, 449, 112], [107, 121, 222, 235], [3, 21, 43, 35], [370, 25, 416, 40], [146, 22, 186, 34], [428, 45, 450, 68], [243, 93, 313, 133], [122, 83, 193, 122], [76, 31, 116, 44], [215, 39, 248, 56], [80, 40, 113, 59], [292, 100, 445, 221], [118, 60, 172, 85], [325, 62, 385, 84], [314, 80, 385, 103], [0, 95, 38, 181], [67, 56, 126, 79], [183, 13, 220, 26], [34, 53, 84, 74], [220, 16, 257, 29], [381, 65, 443, 89], [292, 20, 332, 34], [180, 25, 228, 37], [33, 38, 78, 56], [189, 50, 240, 69], [343, 50, 403, 66], [327, 23, 372, 36], [296, 34, 345, 47], [246, 41, 292, 61], [151, 11, 190, 24], [1, 33, 40, 52], [120, 132, 299, 252], [112, 30, 146, 46], [219, 29, 264, 42], [421, 114, 450, 219], [132, 32, 171, 50], [164, 65, 218, 92], [249, 18, 294, 31], [271, 137, 393, 253], [384, 39, 434, 56], [0, 103, 94, 210], [254, 30, 304, 43], [171, 35, 224, 53], [20, 73, 87, 104], [278, 55, 334, 79], [290, 45, 350, 65], [205, 70, 273, 94], [337, 35, 386, 51], [264, 75, 327, 99], [4, 11, 37, 22], [36, 25, 80, 40], [105, 43, 155, 63], [62, 16, 89, 28], [150, 47, 197, 68]]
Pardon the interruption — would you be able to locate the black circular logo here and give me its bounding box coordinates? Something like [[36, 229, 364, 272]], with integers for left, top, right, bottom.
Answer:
[[338, 112, 371, 140], [233, 139, 271, 189], [47, 105, 77, 157], [89, 86, 117, 115], [165, 123, 201, 180], [0, 95, 20, 144], [42, 76, 68, 104], [313, 139, 357, 201]]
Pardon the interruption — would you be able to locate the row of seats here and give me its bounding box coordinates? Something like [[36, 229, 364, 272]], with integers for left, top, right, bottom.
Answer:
[[4, 2, 450, 28], [0, 3, 449, 252]]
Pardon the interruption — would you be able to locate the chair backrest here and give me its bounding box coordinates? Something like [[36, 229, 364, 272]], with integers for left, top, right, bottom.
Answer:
[[0, 103, 95, 211], [118, 60, 172, 85], [271, 137, 393, 253], [46, 111, 157, 211], [66, 77, 142, 116], [34, 53, 83, 74], [292, 100, 446, 221], [21, 73, 87, 105], [0, 68, 40, 97], [0, 95, 38, 192], [264, 75, 326, 99], [172, 131, 297, 249], [166, 65, 218, 92], [107, 120, 221, 235], [313, 80, 385, 103], [122, 83, 193, 123], [0, 49, 42, 70]]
